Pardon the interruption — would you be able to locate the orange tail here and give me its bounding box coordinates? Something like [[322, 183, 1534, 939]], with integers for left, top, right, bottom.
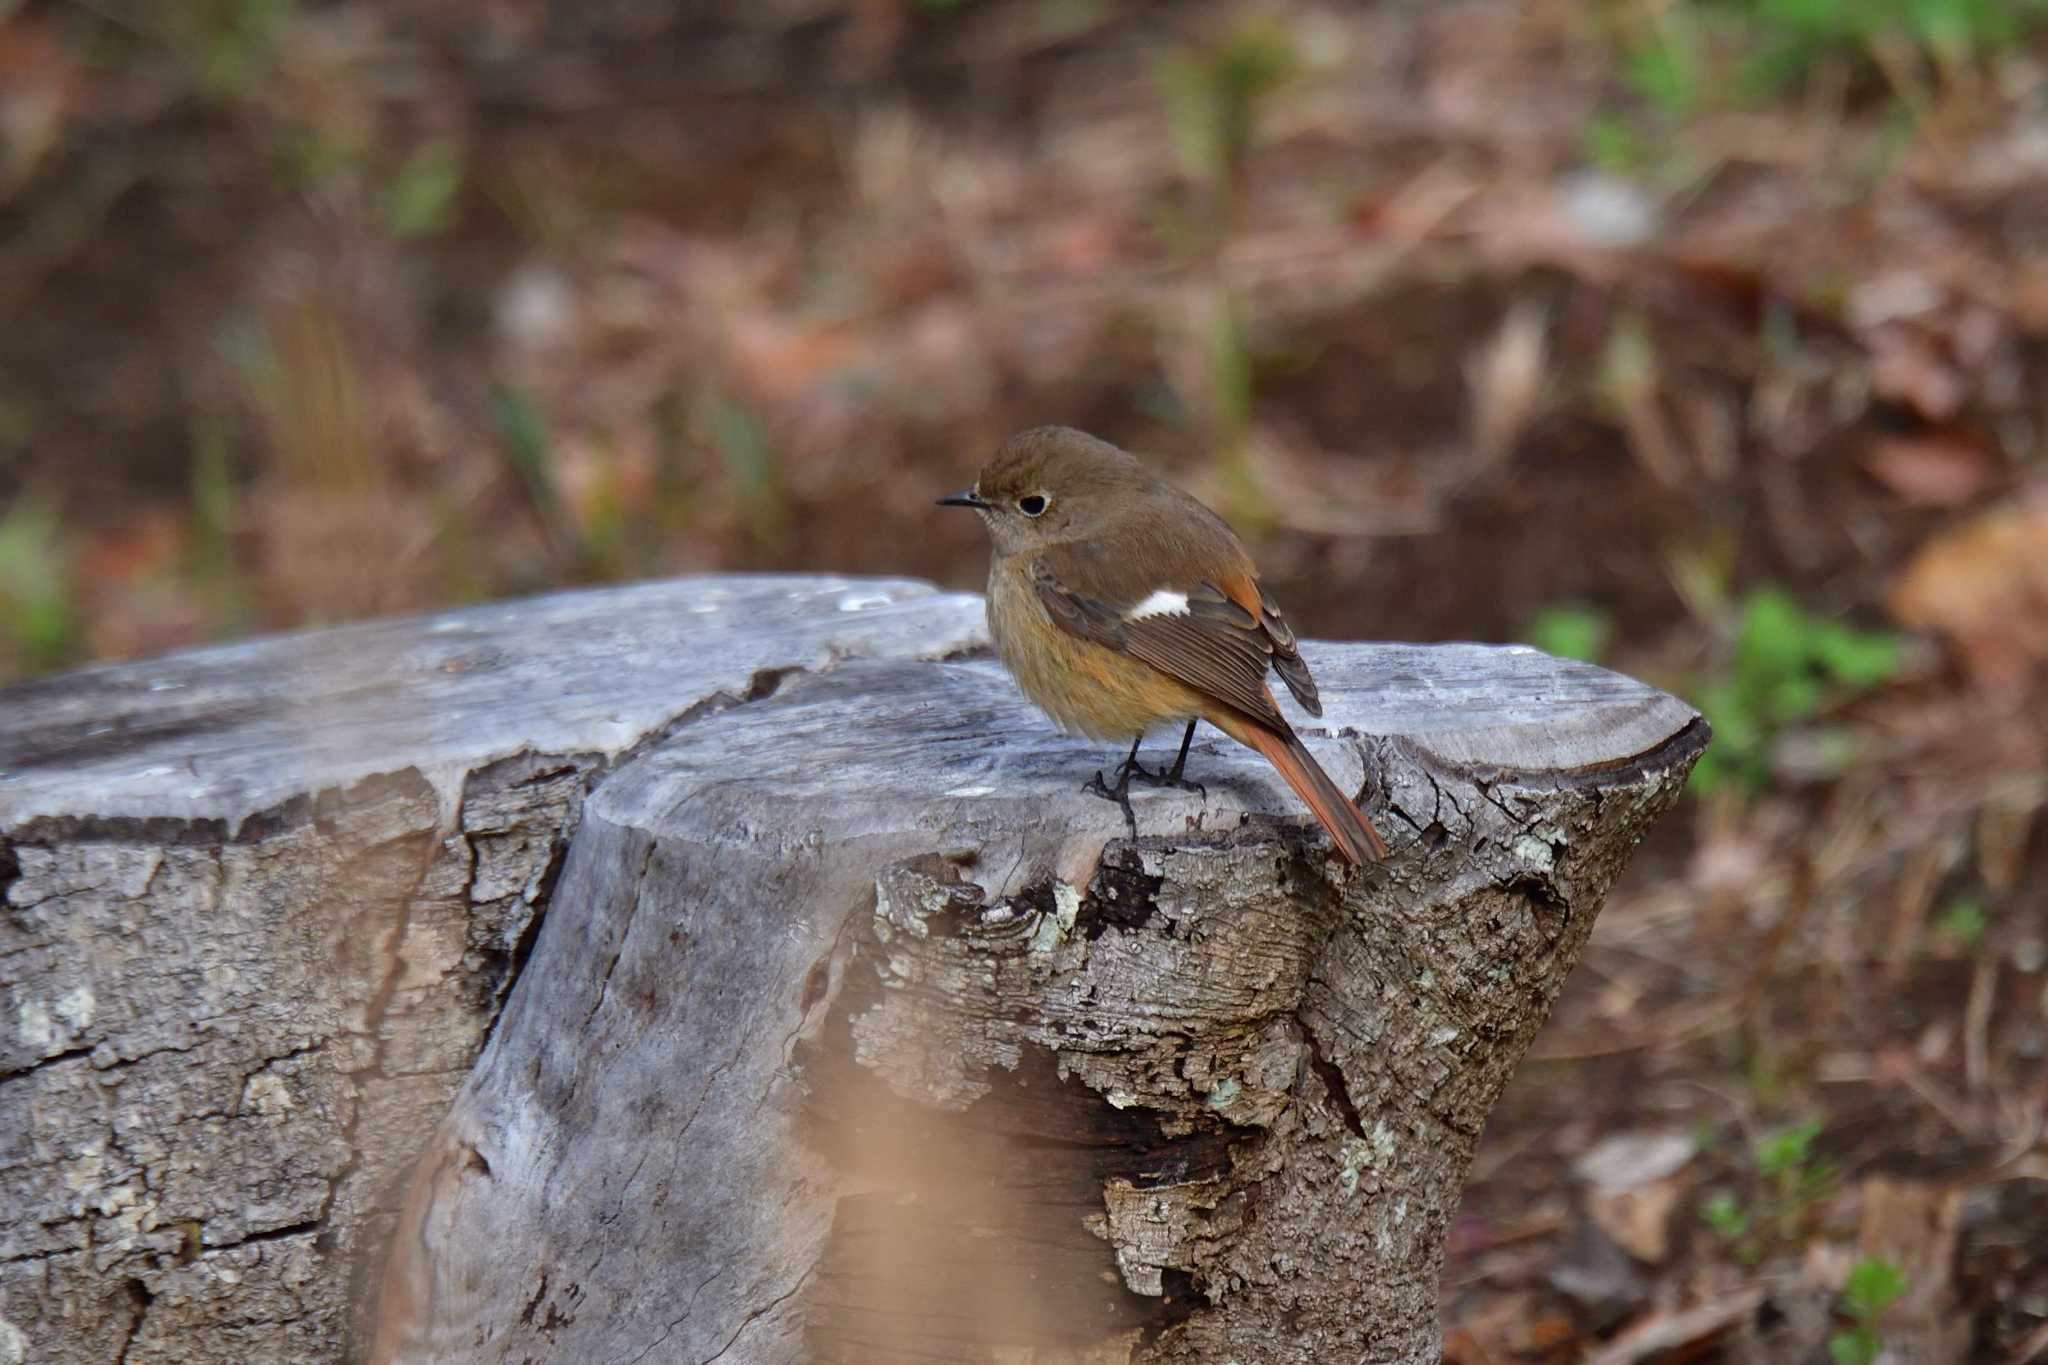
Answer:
[[1216, 714, 1389, 865]]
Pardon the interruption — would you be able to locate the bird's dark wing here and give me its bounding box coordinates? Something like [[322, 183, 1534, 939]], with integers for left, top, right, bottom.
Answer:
[[1028, 543, 1321, 731], [1255, 584, 1321, 717]]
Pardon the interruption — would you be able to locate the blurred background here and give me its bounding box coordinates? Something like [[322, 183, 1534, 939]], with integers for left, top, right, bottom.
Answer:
[[2, 0, 2044, 1358]]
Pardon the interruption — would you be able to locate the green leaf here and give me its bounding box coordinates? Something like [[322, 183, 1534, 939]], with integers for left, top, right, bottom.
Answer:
[[1934, 900, 1988, 948], [276, 125, 368, 191], [1583, 114, 1648, 173], [1157, 51, 1224, 184], [1627, 32, 1699, 115], [0, 492, 80, 671], [1829, 1327, 1880, 1365], [1755, 1119, 1822, 1177], [1694, 679, 1757, 747], [1763, 672, 1824, 724], [1527, 603, 1614, 664], [1691, 678, 1762, 785], [386, 142, 464, 239], [177, 0, 296, 101], [1812, 621, 1902, 688], [1155, 21, 1297, 185], [1725, 0, 2048, 95], [1842, 1255, 1909, 1319], [1688, 672, 1772, 794], [1686, 745, 1729, 795], [1210, 293, 1254, 433], [1700, 1189, 1749, 1238], [490, 383, 560, 528], [187, 409, 250, 634], [1734, 588, 1812, 688], [1685, 586, 1904, 800]]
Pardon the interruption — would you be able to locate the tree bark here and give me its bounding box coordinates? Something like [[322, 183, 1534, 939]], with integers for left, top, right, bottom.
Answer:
[[371, 639, 1706, 1364], [0, 576, 986, 1365], [2, 575, 1705, 1364]]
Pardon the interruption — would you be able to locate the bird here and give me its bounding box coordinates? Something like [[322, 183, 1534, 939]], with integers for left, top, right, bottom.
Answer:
[[938, 425, 1387, 865]]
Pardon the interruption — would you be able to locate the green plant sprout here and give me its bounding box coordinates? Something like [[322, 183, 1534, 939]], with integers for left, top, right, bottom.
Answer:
[[1756, 1119, 1830, 1199], [1526, 603, 1614, 665], [1688, 588, 1902, 794], [170, 0, 297, 102], [491, 382, 570, 559], [1156, 20, 1298, 192], [1610, 0, 2048, 108], [1585, 0, 2048, 198], [1932, 900, 1988, 949], [0, 492, 80, 673], [1829, 1255, 1909, 1365], [1698, 1118, 1835, 1264], [386, 141, 465, 240], [1734, 0, 2048, 94], [1700, 1189, 1750, 1239]]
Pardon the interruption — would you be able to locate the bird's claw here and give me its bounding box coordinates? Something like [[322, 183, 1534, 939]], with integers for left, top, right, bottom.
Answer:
[[1128, 763, 1205, 801], [1084, 731, 1207, 840], [1083, 766, 1142, 839]]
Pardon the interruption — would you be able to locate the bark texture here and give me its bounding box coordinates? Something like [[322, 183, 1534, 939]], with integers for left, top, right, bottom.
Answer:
[[0, 576, 986, 1365], [373, 642, 1706, 1365]]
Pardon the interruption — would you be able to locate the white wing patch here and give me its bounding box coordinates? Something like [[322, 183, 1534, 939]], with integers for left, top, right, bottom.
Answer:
[[1126, 589, 1190, 620]]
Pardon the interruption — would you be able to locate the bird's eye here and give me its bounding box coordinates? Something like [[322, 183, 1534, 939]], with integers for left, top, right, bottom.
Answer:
[[1018, 494, 1049, 517]]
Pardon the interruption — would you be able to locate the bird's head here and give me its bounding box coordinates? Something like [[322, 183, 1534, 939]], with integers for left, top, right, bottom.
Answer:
[[938, 426, 1145, 554]]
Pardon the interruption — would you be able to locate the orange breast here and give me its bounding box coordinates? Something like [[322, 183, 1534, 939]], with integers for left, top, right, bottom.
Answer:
[[986, 559, 1206, 741]]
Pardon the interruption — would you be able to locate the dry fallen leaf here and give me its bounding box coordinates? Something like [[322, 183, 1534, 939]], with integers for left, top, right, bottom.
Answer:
[[1582, 1289, 1766, 1365], [1575, 1133, 1696, 1266], [1864, 429, 1999, 508], [1587, 1181, 1686, 1266], [1467, 297, 1551, 465], [1868, 325, 1966, 421], [1575, 1132, 1696, 1190], [0, 17, 80, 195], [1445, 1287, 1581, 1362], [1890, 486, 2048, 687]]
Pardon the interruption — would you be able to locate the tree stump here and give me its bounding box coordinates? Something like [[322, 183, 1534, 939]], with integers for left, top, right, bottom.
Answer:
[[0, 577, 986, 1365], [2, 573, 1705, 1364], [372, 638, 1706, 1363]]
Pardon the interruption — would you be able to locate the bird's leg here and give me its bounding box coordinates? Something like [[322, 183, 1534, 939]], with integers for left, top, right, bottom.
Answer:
[[1126, 720, 1206, 799], [1083, 735, 1146, 838]]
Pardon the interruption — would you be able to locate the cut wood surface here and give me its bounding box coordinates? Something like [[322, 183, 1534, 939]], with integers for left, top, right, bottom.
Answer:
[[0, 572, 1706, 1364], [370, 629, 1706, 1363], [0, 576, 985, 1365]]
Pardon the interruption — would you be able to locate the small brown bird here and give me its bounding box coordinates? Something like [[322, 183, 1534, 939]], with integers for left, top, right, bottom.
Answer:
[[940, 426, 1387, 864]]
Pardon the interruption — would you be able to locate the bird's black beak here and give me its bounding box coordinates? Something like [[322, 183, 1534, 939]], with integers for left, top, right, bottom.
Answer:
[[937, 489, 989, 509]]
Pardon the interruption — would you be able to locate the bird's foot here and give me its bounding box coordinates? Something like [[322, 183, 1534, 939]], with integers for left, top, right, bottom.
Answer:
[[1133, 721, 1205, 799], [1084, 731, 1206, 839], [1083, 756, 1145, 839], [1126, 756, 1205, 801]]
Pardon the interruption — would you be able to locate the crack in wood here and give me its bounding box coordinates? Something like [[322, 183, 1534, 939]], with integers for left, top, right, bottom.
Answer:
[[111, 1276, 153, 1365], [695, 1267, 813, 1365], [1301, 1019, 1368, 1142], [0, 1042, 95, 1083], [580, 838, 658, 1036]]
